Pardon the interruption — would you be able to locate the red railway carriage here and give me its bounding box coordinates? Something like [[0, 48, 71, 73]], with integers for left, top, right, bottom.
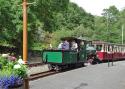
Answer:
[[92, 41, 125, 61], [113, 44, 125, 60]]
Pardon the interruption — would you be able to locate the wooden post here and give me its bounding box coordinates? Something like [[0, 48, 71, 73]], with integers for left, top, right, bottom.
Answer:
[[24, 78, 29, 89], [23, 0, 28, 64]]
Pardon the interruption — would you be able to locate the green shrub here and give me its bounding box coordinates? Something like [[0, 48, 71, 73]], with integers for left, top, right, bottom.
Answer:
[[13, 64, 27, 78], [0, 55, 28, 78], [0, 69, 12, 77], [0, 56, 8, 67]]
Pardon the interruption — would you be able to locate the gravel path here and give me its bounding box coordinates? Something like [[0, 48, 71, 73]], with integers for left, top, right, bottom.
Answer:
[[30, 61, 125, 89]]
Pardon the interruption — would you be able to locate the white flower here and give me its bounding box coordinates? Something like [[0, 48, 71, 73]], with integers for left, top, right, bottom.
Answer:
[[14, 64, 21, 69], [18, 59, 24, 64], [2, 54, 9, 58]]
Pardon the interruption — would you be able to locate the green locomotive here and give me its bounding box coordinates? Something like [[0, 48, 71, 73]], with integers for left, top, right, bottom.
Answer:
[[42, 37, 96, 70]]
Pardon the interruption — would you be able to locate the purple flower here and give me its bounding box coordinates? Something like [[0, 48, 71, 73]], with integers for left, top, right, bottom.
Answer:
[[8, 56, 16, 61], [0, 75, 23, 89]]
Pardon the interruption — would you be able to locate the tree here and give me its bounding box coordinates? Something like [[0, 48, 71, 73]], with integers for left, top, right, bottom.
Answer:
[[99, 6, 120, 43], [32, 0, 69, 32], [0, 0, 70, 51]]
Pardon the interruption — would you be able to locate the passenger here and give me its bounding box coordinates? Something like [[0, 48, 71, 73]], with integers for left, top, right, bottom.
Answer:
[[49, 44, 52, 49], [80, 41, 84, 46], [80, 41, 85, 50], [58, 41, 63, 49], [71, 40, 78, 51], [62, 40, 69, 50]]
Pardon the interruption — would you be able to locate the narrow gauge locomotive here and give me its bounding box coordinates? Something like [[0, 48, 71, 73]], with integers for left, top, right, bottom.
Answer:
[[92, 40, 125, 62], [42, 37, 96, 70]]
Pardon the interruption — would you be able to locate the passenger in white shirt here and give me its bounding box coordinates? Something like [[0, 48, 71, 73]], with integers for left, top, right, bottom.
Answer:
[[71, 40, 78, 51], [58, 41, 63, 49]]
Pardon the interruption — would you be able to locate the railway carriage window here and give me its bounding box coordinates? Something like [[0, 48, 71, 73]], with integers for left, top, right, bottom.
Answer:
[[96, 45, 102, 51], [123, 47, 125, 52], [120, 46, 121, 52], [108, 46, 110, 52], [121, 47, 123, 52], [114, 46, 117, 52], [116, 46, 118, 52], [111, 46, 113, 52]]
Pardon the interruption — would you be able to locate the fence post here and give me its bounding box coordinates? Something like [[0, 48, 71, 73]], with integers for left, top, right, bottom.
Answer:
[[108, 58, 110, 67]]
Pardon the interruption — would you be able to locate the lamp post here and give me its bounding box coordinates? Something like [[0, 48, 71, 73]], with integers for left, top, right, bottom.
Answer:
[[106, 13, 110, 67], [23, 0, 28, 64], [122, 25, 124, 45], [106, 13, 109, 42]]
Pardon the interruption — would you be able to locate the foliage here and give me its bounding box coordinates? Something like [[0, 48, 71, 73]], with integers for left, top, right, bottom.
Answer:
[[0, 55, 27, 88], [94, 5, 125, 43], [0, 1, 125, 51], [33, 0, 69, 32], [51, 26, 94, 47], [0, 69, 12, 77], [0, 55, 27, 78], [13, 64, 27, 78], [51, 29, 73, 47], [0, 56, 8, 67], [0, 56, 17, 70]]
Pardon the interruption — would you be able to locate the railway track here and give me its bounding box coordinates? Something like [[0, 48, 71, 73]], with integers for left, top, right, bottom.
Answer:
[[28, 62, 43, 67], [29, 70, 58, 81]]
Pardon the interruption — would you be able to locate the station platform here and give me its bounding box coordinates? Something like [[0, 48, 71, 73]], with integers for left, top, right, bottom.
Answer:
[[29, 61, 125, 89]]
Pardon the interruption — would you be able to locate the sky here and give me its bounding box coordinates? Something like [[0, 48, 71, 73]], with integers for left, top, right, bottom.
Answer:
[[70, 0, 125, 16]]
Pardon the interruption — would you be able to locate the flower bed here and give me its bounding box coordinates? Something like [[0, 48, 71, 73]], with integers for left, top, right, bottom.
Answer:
[[0, 75, 23, 89], [0, 55, 27, 89]]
